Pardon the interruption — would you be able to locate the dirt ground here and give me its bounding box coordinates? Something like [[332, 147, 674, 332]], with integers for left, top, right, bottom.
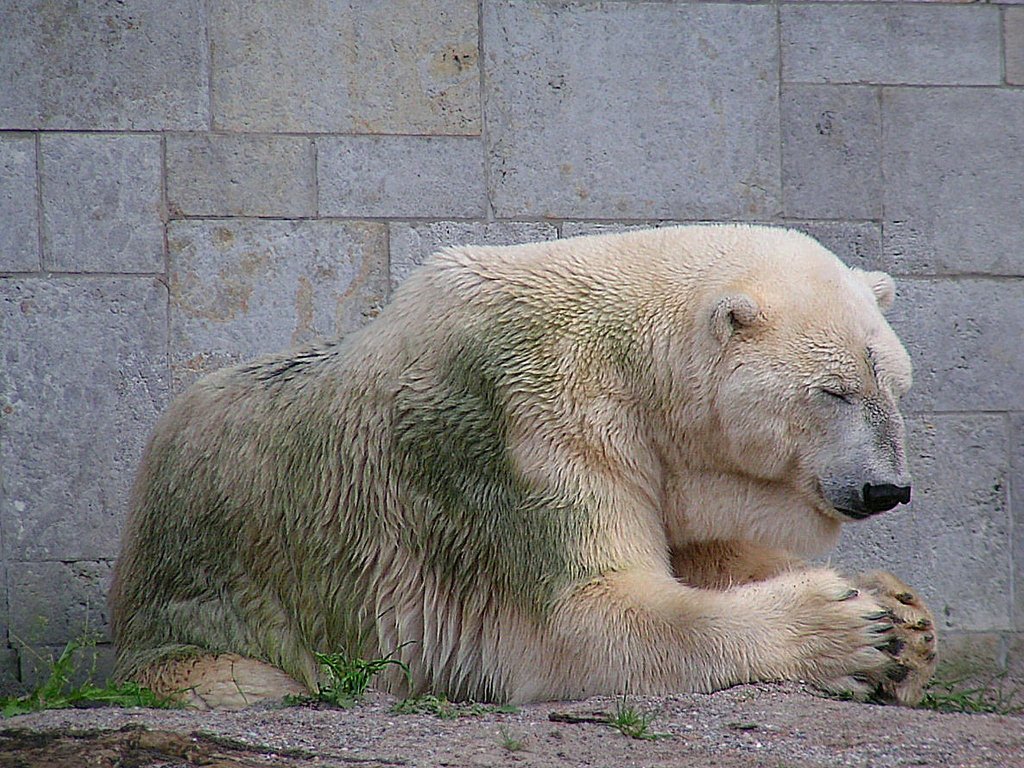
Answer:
[[1, 682, 1022, 768]]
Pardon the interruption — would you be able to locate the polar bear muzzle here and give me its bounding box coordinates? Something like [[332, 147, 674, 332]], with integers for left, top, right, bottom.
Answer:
[[828, 479, 913, 520], [859, 482, 912, 516]]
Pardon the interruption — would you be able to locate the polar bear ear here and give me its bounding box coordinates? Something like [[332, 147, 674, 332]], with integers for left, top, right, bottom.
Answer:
[[855, 270, 896, 313], [710, 293, 762, 344]]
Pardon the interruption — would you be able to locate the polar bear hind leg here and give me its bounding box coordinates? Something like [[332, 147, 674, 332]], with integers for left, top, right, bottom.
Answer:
[[131, 650, 308, 710]]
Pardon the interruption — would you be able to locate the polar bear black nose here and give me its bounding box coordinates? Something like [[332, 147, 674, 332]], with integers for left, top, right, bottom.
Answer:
[[862, 483, 912, 514]]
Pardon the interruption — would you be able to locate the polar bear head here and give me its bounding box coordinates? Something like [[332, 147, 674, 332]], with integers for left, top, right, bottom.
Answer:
[[643, 225, 917, 557], [690, 230, 913, 533]]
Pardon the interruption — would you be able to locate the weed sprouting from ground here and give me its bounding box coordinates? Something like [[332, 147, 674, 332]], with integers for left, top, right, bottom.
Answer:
[[0, 638, 174, 717], [919, 675, 1023, 715], [498, 725, 525, 751], [392, 694, 519, 719], [311, 648, 413, 707], [610, 698, 669, 740]]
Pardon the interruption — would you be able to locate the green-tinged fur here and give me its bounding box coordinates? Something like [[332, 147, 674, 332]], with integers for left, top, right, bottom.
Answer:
[[394, 329, 591, 609], [112, 303, 601, 697], [113, 343, 389, 687]]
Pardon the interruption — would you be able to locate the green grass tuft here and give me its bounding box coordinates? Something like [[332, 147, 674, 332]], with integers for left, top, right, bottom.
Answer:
[[312, 648, 412, 708], [610, 699, 669, 740], [498, 725, 525, 752], [918, 674, 1023, 715], [0, 639, 175, 717]]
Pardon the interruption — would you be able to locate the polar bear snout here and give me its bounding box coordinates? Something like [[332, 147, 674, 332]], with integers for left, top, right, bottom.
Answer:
[[833, 481, 912, 519], [861, 482, 912, 515]]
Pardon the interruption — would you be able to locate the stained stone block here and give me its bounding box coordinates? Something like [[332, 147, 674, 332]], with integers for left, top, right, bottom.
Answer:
[[1006, 633, 1024, 688], [886, 278, 1024, 413], [484, 1, 780, 219], [0, 135, 39, 272], [1008, 9, 1024, 86], [0, 565, 7, 650], [8, 561, 112, 647], [210, 0, 479, 134], [20, 644, 116, 690], [166, 134, 315, 218], [832, 415, 1010, 633], [882, 89, 1024, 276], [318, 137, 485, 219], [168, 219, 388, 389], [785, 222, 885, 273], [389, 221, 558, 289], [781, 86, 881, 219], [0, 278, 169, 561], [781, 5, 1001, 85], [0, 649, 20, 695], [560, 222, 678, 239], [40, 134, 163, 273], [1012, 414, 1024, 631], [0, 0, 208, 130], [934, 632, 1005, 687]]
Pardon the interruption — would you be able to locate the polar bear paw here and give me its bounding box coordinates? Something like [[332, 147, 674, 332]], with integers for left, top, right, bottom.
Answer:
[[851, 571, 938, 706], [743, 567, 932, 706]]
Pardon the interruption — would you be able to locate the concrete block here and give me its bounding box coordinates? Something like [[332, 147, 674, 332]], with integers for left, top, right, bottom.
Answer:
[[484, 2, 779, 219], [0, 564, 7, 645], [0, 0, 208, 130], [883, 88, 1024, 276], [0, 135, 39, 272], [318, 137, 485, 219], [389, 221, 558, 290], [885, 278, 1024, 412], [785, 222, 886, 273], [781, 5, 1001, 85], [168, 220, 387, 389], [933, 632, 1005, 688], [1005, 9, 1024, 86], [20, 643, 116, 690], [0, 278, 170, 560], [781, 86, 881, 219], [561, 222, 675, 239], [1012, 414, 1024, 631], [210, 0, 479, 134], [167, 134, 315, 218], [832, 415, 1010, 633], [0, 648, 21, 696], [40, 134, 163, 273], [1006, 633, 1024, 689], [8, 561, 112, 647]]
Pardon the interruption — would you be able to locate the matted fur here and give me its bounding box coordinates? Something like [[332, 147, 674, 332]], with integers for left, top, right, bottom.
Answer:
[[111, 225, 936, 707]]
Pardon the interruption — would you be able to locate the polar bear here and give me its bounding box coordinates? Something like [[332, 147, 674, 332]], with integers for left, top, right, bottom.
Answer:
[[110, 225, 937, 709]]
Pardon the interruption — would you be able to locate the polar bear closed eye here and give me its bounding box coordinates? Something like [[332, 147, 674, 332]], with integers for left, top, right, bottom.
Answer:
[[111, 224, 936, 709]]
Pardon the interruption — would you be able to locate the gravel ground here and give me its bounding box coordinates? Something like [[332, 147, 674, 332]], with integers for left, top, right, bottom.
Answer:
[[2, 682, 1023, 767]]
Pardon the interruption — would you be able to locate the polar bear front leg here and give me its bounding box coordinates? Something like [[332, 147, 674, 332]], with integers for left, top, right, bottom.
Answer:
[[668, 544, 937, 704], [549, 567, 903, 702]]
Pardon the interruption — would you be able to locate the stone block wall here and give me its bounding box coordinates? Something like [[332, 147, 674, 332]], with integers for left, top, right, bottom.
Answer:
[[1, 0, 1022, 688]]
